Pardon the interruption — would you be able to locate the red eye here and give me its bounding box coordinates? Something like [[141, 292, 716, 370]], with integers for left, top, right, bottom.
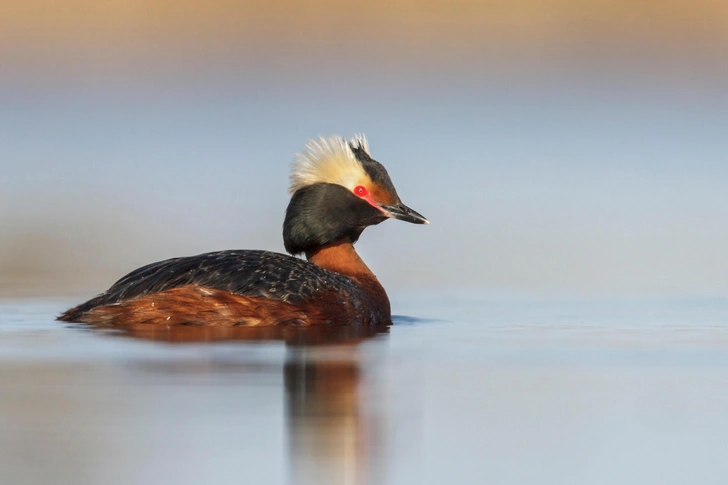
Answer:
[[354, 185, 368, 197]]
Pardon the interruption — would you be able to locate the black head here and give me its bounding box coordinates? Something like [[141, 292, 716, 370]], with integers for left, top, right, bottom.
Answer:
[[283, 135, 428, 256]]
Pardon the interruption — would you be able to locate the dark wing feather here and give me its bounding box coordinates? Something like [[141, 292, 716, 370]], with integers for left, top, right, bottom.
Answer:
[[76, 250, 362, 310]]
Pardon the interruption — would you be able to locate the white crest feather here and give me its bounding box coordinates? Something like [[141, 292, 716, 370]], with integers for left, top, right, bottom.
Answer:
[[289, 135, 371, 194]]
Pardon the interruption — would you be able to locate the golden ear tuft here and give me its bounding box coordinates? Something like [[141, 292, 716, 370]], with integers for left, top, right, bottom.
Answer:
[[289, 135, 369, 194]]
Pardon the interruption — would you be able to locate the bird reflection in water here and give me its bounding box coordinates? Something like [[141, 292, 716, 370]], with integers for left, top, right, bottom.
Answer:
[[92, 323, 389, 485]]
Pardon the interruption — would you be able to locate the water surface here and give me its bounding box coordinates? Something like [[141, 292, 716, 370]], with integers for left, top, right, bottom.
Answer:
[[2, 297, 728, 485]]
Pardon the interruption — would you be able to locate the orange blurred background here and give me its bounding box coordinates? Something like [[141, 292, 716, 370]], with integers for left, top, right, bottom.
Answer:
[[3, 0, 727, 81]]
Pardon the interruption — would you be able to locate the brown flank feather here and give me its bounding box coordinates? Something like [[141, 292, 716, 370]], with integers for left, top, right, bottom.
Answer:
[[60, 284, 385, 327]]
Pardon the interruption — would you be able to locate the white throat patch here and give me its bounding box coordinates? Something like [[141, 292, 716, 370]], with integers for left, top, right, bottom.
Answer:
[[289, 135, 371, 194]]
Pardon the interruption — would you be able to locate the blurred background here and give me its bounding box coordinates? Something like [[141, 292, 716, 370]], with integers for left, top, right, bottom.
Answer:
[[2, 0, 727, 299]]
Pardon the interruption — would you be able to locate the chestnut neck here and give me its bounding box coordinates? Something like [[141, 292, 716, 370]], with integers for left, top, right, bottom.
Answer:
[[306, 240, 376, 280], [306, 239, 391, 322]]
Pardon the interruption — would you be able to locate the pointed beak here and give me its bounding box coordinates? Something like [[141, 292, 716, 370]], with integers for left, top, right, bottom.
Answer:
[[379, 202, 429, 224]]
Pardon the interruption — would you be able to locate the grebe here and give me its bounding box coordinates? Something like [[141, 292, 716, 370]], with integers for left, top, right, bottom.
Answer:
[[58, 135, 427, 327]]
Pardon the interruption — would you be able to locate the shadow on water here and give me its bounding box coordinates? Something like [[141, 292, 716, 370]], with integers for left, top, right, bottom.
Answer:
[[83, 323, 391, 485], [86, 323, 389, 346], [392, 314, 443, 325]]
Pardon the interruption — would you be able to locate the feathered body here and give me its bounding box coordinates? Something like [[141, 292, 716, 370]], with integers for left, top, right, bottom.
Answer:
[[59, 135, 427, 327]]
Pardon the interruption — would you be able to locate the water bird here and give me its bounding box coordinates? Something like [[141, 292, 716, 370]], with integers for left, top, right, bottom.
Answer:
[[58, 135, 427, 326]]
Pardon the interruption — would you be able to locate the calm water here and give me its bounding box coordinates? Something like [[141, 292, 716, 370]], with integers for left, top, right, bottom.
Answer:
[[2, 296, 728, 485]]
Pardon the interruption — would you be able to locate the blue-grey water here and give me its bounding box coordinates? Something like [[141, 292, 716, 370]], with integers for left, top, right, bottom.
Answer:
[[2, 297, 728, 485]]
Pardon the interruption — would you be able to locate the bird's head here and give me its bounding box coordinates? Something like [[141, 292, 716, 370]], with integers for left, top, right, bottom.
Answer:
[[283, 135, 428, 256]]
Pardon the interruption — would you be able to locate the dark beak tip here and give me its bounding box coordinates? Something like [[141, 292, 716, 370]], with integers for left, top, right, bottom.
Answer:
[[407, 212, 429, 225], [406, 208, 429, 225], [381, 203, 428, 225]]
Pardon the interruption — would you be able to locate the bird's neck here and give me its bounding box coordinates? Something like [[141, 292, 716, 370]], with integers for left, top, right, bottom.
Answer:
[[306, 240, 391, 321], [306, 240, 375, 279]]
